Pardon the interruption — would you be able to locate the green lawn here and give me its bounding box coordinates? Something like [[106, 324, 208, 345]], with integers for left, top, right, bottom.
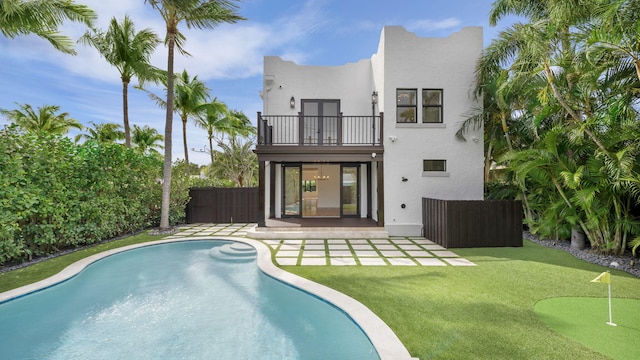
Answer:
[[1, 236, 638, 359], [287, 241, 639, 360]]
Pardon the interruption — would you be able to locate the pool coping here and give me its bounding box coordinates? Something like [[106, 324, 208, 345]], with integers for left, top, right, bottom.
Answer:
[[0, 236, 417, 360]]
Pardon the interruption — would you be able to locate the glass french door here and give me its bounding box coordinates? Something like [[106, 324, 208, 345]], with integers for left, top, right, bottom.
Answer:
[[301, 100, 339, 145], [282, 164, 301, 217], [341, 165, 360, 217]]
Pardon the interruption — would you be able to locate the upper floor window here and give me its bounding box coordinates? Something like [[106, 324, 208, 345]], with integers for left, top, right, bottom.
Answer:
[[396, 89, 416, 123], [422, 89, 443, 123]]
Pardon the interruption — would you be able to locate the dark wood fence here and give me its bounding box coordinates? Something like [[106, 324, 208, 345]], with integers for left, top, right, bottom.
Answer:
[[422, 198, 523, 248], [186, 187, 258, 223]]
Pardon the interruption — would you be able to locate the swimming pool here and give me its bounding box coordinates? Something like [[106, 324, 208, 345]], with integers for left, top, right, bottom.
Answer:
[[0, 240, 383, 359]]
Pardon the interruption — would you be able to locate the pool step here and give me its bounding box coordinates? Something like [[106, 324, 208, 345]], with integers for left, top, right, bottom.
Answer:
[[209, 242, 257, 262]]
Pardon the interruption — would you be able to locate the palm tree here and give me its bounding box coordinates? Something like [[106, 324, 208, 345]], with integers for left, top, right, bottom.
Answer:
[[209, 135, 257, 187], [139, 70, 211, 170], [144, 0, 244, 230], [225, 109, 255, 142], [0, 0, 96, 54], [194, 98, 228, 164], [79, 16, 163, 148], [195, 101, 255, 165], [132, 124, 164, 155], [174, 70, 209, 169], [75, 121, 125, 144], [0, 103, 82, 134]]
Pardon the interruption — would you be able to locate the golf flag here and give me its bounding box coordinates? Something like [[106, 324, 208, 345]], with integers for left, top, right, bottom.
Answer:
[[591, 271, 611, 284], [590, 271, 616, 326]]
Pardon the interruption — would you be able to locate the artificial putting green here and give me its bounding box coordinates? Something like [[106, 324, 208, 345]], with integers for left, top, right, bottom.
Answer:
[[535, 297, 640, 360]]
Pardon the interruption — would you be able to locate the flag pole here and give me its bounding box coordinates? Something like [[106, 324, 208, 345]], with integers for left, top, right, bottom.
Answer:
[[606, 279, 617, 326]]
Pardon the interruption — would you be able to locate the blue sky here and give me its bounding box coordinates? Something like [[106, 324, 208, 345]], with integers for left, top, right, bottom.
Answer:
[[0, 0, 517, 165]]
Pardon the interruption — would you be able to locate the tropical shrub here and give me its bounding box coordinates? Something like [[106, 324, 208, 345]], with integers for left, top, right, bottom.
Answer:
[[0, 127, 186, 264]]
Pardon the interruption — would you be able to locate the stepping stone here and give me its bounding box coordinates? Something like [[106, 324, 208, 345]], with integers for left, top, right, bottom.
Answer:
[[327, 239, 347, 243], [302, 250, 326, 257], [328, 244, 349, 250], [351, 244, 374, 250], [276, 250, 300, 257], [283, 240, 303, 245], [431, 250, 459, 258], [374, 244, 398, 250], [349, 239, 370, 244], [422, 244, 446, 250], [371, 239, 392, 244], [387, 258, 417, 266], [305, 240, 325, 245], [359, 257, 387, 266], [414, 258, 447, 266], [397, 244, 421, 250], [304, 244, 326, 250], [406, 250, 432, 257], [276, 257, 298, 266], [329, 250, 352, 257], [390, 239, 413, 244], [380, 250, 405, 257], [330, 257, 357, 266], [301, 258, 327, 266], [354, 250, 378, 257]]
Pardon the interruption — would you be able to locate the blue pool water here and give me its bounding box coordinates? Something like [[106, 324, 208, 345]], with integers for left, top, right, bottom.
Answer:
[[0, 241, 379, 359]]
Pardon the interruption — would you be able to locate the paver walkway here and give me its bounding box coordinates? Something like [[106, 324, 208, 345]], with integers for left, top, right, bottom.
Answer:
[[165, 223, 476, 267]]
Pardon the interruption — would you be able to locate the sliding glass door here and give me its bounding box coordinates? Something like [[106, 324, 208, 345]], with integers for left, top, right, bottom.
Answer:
[[341, 165, 359, 217], [282, 164, 301, 216]]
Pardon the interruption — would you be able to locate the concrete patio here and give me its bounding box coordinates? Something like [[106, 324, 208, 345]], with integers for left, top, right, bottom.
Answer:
[[164, 223, 476, 267]]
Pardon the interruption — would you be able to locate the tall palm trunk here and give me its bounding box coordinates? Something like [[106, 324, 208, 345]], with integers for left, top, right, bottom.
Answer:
[[122, 78, 131, 148], [182, 114, 190, 174], [160, 29, 176, 230], [500, 111, 513, 152], [208, 133, 214, 164]]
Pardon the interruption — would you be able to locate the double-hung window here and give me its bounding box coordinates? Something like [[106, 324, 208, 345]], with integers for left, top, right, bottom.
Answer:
[[396, 88, 443, 123], [422, 89, 443, 123], [396, 89, 417, 123]]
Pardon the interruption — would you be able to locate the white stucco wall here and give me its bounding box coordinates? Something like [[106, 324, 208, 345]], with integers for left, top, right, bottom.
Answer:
[[379, 26, 484, 236], [263, 57, 374, 115]]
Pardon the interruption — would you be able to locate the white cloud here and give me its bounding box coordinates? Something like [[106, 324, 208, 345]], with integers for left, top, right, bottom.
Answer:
[[27, 0, 331, 85]]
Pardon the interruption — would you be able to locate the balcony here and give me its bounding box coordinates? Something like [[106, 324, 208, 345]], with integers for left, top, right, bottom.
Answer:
[[257, 112, 383, 147]]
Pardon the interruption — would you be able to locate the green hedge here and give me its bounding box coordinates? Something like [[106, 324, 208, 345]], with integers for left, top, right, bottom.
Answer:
[[0, 127, 188, 265]]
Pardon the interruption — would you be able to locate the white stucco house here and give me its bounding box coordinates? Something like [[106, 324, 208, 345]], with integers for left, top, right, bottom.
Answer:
[[254, 26, 484, 236]]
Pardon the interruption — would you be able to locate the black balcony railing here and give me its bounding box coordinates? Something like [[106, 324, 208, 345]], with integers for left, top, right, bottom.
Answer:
[[257, 112, 383, 146]]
